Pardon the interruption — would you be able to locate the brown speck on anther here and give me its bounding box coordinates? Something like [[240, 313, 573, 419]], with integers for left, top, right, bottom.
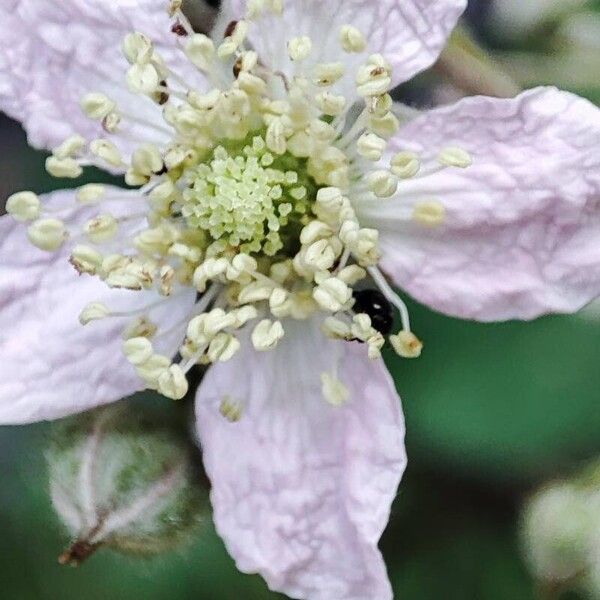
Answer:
[[171, 21, 188, 36], [224, 20, 238, 38], [157, 80, 169, 105], [233, 56, 243, 78]]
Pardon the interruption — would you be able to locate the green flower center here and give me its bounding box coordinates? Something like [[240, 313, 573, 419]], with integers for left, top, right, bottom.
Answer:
[[179, 132, 318, 256]]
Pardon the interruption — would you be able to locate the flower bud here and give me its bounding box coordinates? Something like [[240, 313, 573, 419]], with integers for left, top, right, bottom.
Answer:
[[522, 482, 593, 585], [48, 403, 207, 565]]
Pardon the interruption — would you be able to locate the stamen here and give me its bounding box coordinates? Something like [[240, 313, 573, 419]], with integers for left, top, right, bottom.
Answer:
[[366, 265, 411, 332]]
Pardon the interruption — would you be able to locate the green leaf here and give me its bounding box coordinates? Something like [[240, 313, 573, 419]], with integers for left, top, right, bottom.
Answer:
[[386, 302, 600, 482]]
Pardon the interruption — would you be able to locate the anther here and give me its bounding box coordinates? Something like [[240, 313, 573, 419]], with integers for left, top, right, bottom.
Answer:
[[313, 62, 345, 87], [122, 32, 153, 65], [45, 156, 82, 179], [157, 364, 189, 399], [207, 333, 240, 362], [79, 302, 111, 325], [315, 92, 346, 116], [123, 337, 154, 366], [81, 93, 116, 120], [76, 184, 106, 205], [288, 36, 312, 61], [127, 62, 160, 94], [368, 170, 398, 198], [356, 54, 392, 97], [339, 25, 367, 53], [321, 372, 349, 406], [390, 330, 423, 358], [90, 139, 123, 168], [53, 135, 86, 160], [27, 218, 68, 251], [251, 319, 284, 351], [219, 396, 243, 422], [70, 245, 103, 275], [313, 277, 352, 312], [391, 151, 420, 178], [438, 146, 473, 168], [356, 132, 387, 161], [6, 191, 41, 222], [185, 34, 215, 71], [412, 201, 446, 226], [84, 214, 119, 243]]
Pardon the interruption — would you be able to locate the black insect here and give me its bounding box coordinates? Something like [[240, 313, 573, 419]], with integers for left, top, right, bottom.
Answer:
[[352, 289, 394, 335]]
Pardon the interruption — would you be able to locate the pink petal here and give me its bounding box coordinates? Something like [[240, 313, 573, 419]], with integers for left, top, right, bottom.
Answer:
[[195, 319, 406, 600], [359, 87, 600, 321], [0, 188, 195, 424], [0, 1, 205, 156], [218, 0, 465, 95]]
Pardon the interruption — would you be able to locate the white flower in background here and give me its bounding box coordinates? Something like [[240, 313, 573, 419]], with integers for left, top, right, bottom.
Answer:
[[1, 0, 600, 598]]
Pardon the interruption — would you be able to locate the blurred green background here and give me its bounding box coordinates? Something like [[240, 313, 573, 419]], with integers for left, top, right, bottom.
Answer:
[[1, 0, 599, 598]]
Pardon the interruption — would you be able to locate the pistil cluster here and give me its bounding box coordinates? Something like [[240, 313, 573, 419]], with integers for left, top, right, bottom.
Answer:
[[7, 0, 472, 408]]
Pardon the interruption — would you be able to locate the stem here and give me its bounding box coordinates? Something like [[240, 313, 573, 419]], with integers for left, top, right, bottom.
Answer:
[[434, 27, 521, 98]]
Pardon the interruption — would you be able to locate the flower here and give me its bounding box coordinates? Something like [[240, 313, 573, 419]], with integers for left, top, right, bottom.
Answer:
[[1, 0, 599, 598]]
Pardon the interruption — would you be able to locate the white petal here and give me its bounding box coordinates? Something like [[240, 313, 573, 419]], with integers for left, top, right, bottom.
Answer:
[[0, 188, 195, 424], [217, 0, 465, 98], [0, 1, 206, 157], [195, 319, 406, 600], [358, 88, 600, 321]]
